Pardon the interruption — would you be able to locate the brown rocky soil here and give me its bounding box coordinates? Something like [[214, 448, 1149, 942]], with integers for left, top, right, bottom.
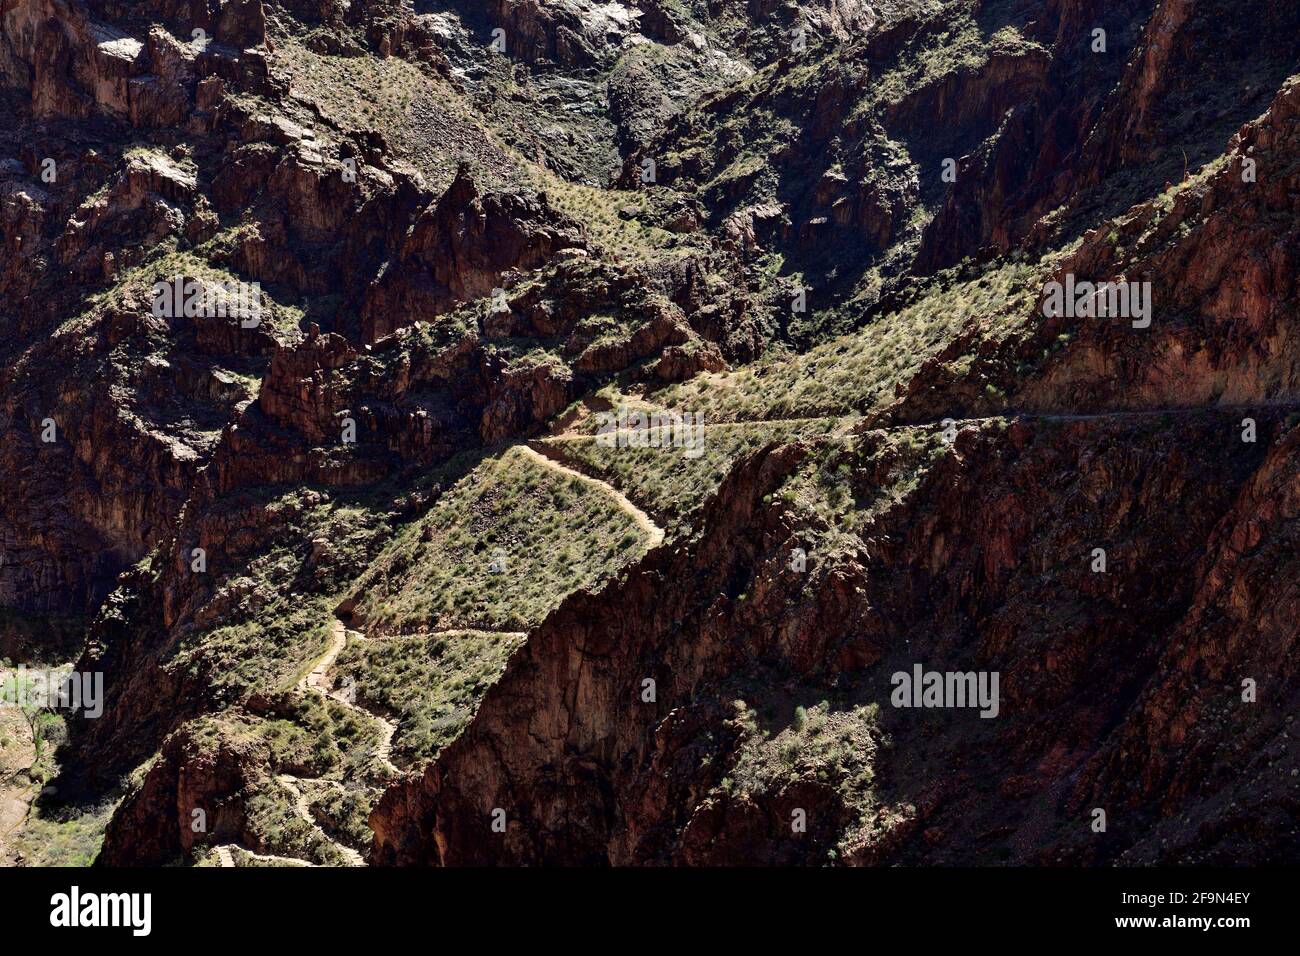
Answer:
[[1, 0, 1297, 867]]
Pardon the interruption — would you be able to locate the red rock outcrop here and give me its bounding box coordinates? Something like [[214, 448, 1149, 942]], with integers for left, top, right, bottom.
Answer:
[[372, 408, 1298, 865], [98, 718, 268, 866], [360, 166, 586, 342], [3, 0, 1297, 871]]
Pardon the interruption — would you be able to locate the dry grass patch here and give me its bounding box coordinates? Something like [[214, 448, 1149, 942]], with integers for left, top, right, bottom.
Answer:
[[335, 629, 524, 766], [350, 445, 650, 633], [656, 259, 1045, 422]]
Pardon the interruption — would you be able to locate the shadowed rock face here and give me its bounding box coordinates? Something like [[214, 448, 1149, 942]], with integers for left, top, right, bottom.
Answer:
[[1, 0, 1298, 866], [370, 410, 1296, 865], [360, 164, 587, 341]]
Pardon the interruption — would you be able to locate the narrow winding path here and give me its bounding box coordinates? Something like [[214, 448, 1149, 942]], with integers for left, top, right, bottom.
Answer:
[[213, 843, 314, 868], [521, 442, 665, 548], [369, 627, 528, 641], [908, 400, 1300, 428], [297, 620, 400, 772], [297, 621, 346, 694], [276, 772, 365, 867], [252, 439, 670, 867], [208, 620, 389, 867], [223, 618, 411, 867], [211, 398, 1298, 868]]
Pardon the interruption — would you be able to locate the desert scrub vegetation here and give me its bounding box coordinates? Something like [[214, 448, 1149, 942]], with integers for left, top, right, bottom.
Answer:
[[266, 35, 528, 191], [522, 168, 677, 263], [655, 257, 1046, 422], [303, 779, 379, 851], [0, 670, 113, 866], [1124, 152, 1231, 255], [168, 709, 381, 862], [243, 779, 353, 867], [774, 425, 952, 549], [44, 233, 304, 345], [167, 489, 392, 701], [721, 698, 885, 822], [185, 601, 335, 702], [335, 629, 524, 766], [349, 444, 649, 633], [538, 418, 842, 526], [272, 39, 425, 128], [7, 799, 117, 867], [858, 11, 998, 111], [242, 695, 385, 782], [0, 664, 69, 786]]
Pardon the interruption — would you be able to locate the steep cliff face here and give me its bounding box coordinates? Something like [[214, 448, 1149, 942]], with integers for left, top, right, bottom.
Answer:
[[372, 408, 1297, 865], [98, 717, 268, 867], [893, 74, 1300, 426], [366, 2, 1300, 866], [360, 166, 587, 341], [2, 0, 1298, 868], [1073, 423, 1300, 864]]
